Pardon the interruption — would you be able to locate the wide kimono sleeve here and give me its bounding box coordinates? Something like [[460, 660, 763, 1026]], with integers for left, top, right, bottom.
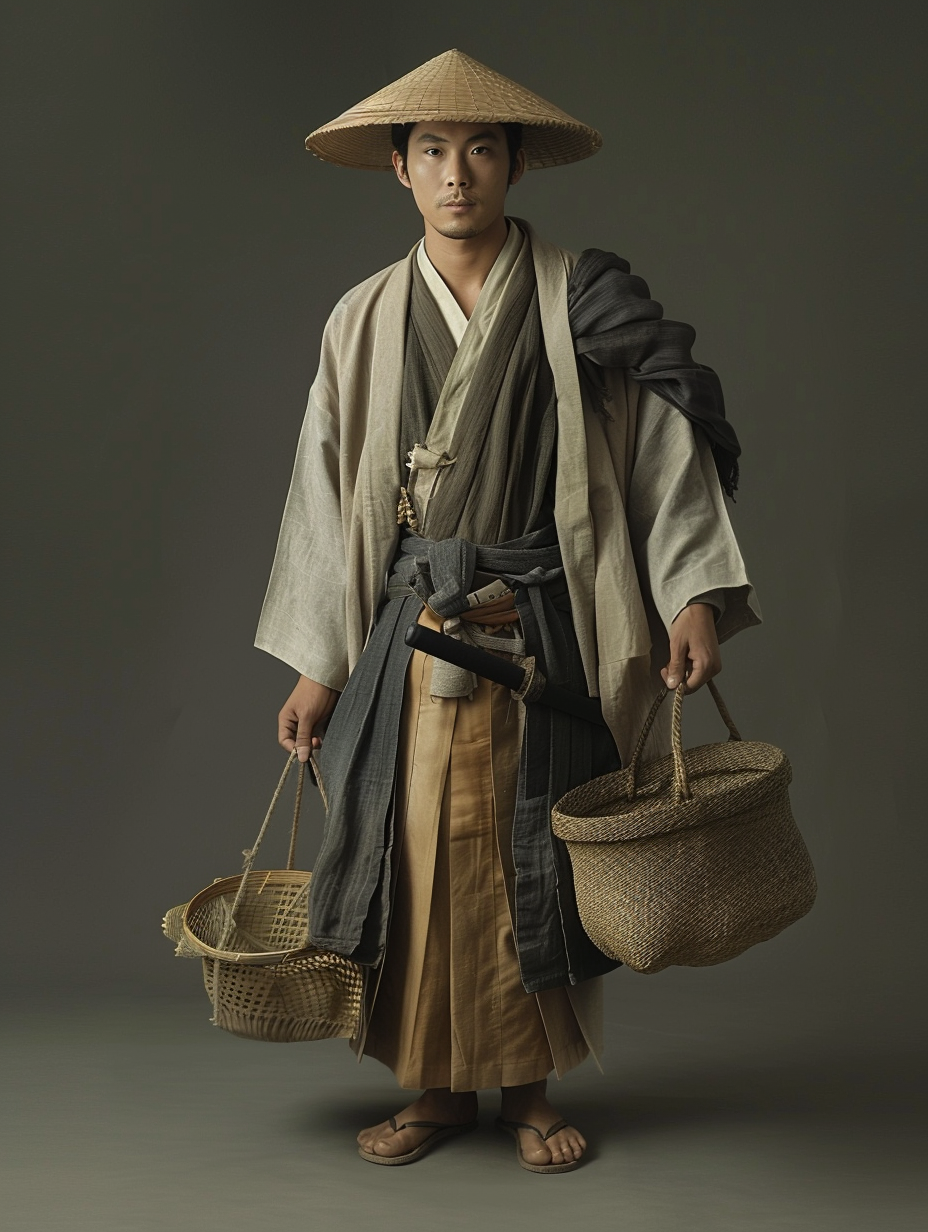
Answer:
[[253, 302, 351, 691], [625, 385, 762, 645]]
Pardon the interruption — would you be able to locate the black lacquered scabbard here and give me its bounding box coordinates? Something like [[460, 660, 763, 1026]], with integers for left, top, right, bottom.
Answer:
[[403, 623, 607, 729]]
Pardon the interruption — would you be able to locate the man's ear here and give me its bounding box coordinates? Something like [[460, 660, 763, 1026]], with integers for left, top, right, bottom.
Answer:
[[508, 148, 527, 187], [391, 149, 411, 188]]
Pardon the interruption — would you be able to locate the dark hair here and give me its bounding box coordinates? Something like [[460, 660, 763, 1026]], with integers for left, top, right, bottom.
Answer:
[[391, 121, 524, 182]]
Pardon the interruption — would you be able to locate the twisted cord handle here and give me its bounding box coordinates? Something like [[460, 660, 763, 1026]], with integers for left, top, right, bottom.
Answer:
[[708, 678, 742, 741], [218, 751, 306, 951], [286, 757, 306, 872], [626, 688, 668, 786], [670, 685, 691, 801], [627, 678, 743, 801]]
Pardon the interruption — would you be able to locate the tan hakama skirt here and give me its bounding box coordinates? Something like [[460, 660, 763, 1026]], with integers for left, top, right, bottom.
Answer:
[[356, 607, 603, 1092]]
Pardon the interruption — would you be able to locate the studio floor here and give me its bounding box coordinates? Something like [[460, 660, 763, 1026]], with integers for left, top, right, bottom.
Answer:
[[3, 982, 925, 1232]]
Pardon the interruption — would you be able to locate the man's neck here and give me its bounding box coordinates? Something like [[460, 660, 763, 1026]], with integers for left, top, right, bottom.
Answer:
[[422, 215, 510, 318]]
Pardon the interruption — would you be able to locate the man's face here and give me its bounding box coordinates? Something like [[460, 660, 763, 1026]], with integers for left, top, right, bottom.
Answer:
[[392, 121, 525, 240]]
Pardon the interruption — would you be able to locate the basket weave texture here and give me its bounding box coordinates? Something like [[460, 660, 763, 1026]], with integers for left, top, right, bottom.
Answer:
[[305, 48, 602, 170], [162, 754, 363, 1042], [551, 682, 817, 974]]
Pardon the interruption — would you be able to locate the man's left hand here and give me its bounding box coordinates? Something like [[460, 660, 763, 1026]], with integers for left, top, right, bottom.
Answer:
[[662, 603, 722, 692]]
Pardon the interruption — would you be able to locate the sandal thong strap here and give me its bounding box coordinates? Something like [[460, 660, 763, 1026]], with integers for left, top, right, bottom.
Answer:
[[388, 1115, 474, 1133], [498, 1116, 568, 1141]]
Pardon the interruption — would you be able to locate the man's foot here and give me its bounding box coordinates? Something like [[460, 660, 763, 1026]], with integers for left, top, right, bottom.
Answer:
[[357, 1088, 478, 1160], [499, 1079, 586, 1169]]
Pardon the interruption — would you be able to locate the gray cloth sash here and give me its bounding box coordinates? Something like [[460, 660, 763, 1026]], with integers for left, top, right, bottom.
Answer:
[[310, 525, 622, 993]]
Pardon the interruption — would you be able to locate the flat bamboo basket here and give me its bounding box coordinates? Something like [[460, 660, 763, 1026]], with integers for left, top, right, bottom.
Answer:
[[162, 754, 363, 1041]]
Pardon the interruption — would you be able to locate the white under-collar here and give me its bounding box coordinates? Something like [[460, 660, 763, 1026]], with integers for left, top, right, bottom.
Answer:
[[416, 220, 524, 348]]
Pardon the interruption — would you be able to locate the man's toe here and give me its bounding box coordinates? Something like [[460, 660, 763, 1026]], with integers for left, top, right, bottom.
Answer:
[[370, 1132, 398, 1156], [519, 1132, 552, 1164], [547, 1128, 583, 1163], [358, 1120, 392, 1151]]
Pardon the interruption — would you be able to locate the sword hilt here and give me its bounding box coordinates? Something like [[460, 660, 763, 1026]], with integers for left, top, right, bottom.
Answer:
[[403, 624, 607, 728]]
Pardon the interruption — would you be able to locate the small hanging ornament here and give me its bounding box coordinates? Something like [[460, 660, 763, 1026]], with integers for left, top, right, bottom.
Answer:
[[396, 486, 419, 531]]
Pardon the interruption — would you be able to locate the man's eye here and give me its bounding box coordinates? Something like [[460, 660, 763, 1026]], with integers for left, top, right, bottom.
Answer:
[[425, 148, 441, 155], [471, 146, 489, 154]]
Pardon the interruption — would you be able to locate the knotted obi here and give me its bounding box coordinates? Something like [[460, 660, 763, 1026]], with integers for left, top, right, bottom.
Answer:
[[386, 526, 567, 700]]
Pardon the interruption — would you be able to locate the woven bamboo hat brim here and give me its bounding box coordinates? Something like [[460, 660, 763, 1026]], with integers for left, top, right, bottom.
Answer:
[[305, 49, 602, 171]]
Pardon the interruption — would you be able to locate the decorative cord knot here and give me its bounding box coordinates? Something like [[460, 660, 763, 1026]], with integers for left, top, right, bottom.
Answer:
[[407, 443, 457, 473], [428, 613, 478, 699], [396, 486, 419, 530]]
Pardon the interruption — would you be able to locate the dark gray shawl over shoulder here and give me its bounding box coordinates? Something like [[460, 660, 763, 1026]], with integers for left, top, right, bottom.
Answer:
[[567, 248, 742, 497]]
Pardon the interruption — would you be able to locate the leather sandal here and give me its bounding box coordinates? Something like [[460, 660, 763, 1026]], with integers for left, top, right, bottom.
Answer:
[[358, 1115, 479, 1166], [495, 1115, 581, 1174]]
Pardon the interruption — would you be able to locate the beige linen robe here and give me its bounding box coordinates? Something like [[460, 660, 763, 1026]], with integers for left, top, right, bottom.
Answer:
[[256, 219, 761, 1088], [255, 218, 760, 766]]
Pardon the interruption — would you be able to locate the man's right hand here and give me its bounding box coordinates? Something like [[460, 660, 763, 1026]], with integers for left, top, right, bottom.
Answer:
[[278, 675, 340, 763]]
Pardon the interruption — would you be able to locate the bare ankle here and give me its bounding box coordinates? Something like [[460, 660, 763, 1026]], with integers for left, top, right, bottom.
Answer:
[[500, 1078, 548, 1109], [415, 1088, 477, 1113]]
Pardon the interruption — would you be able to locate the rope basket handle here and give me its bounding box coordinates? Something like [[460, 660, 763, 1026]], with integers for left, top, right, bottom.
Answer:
[[627, 678, 742, 802], [218, 751, 309, 949]]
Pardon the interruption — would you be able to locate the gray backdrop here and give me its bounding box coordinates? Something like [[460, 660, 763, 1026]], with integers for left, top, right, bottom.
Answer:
[[3, 2, 926, 1227]]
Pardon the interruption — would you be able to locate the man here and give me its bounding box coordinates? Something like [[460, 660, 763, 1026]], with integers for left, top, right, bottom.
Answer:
[[256, 50, 759, 1172]]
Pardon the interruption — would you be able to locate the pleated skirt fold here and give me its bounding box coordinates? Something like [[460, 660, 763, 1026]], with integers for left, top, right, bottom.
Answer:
[[356, 608, 602, 1092]]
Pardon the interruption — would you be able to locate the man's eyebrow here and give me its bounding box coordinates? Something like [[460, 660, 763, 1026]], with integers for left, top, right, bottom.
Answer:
[[415, 130, 502, 144]]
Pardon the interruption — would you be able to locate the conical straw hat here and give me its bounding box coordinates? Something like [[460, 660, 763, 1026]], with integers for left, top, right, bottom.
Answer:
[[305, 49, 601, 171]]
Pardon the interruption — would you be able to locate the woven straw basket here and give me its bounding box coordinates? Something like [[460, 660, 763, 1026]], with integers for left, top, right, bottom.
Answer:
[[162, 752, 363, 1042], [551, 681, 816, 974]]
